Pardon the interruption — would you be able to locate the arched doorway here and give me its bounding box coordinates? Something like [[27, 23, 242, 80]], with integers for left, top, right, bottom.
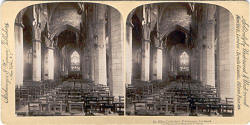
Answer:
[[164, 28, 191, 81], [57, 29, 82, 79]]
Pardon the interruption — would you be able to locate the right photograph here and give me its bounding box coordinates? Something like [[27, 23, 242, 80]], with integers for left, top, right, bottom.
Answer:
[[125, 3, 235, 116]]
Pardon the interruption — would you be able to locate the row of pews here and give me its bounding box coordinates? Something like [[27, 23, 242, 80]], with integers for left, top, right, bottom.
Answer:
[[16, 80, 61, 108], [16, 80, 124, 116], [126, 80, 234, 116]]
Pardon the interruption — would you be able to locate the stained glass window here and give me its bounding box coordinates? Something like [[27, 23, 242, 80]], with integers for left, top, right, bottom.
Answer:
[[179, 51, 189, 71], [71, 51, 80, 71]]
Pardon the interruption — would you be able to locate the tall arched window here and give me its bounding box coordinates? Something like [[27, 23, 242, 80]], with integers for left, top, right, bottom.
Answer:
[[179, 51, 189, 71], [71, 51, 80, 71]]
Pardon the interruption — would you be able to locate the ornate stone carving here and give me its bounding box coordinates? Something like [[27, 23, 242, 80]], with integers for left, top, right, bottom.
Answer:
[[32, 5, 41, 29], [15, 10, 25, 28], [77, 3, 85, 14], [142, 26, 151, 42], [126, 19, 134, 28], [206, 5, 216, 25], [153, 35, 163, 49], [142, 5, 152, 42], [32, 5, 42, 42]]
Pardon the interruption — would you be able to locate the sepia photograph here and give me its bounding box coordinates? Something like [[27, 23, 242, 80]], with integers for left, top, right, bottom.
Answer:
[[0, 0, 249, 124], [15, 2, 125, 116], [125, 3, 235, 116]]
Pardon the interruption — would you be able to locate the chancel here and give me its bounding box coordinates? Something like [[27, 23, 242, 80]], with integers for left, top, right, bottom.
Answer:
[[15, 3, 124, 116], [125, 3, 235, 116]]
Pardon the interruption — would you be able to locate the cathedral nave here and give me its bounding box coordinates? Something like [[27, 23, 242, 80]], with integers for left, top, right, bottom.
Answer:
[[125, 3, 235, 116], [15, 3, 124, 116]]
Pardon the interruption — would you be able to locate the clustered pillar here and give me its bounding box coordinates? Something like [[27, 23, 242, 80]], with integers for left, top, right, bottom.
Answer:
[[141, 5, 151, 82], [216, 7, 235, 100], [201, 5, 216, 87], [93, 5, 107, 85], [126, 20, 133, 85], [15, 11, 24, 87], [152, 37, 163, 81], [43, 37, 55, 80], [205, 5, 216, 87], [47, 47, 54, 80], [32, 28, 42, 81]]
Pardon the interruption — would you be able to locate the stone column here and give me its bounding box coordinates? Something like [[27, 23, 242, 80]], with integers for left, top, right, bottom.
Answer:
[[141, 5, 151, 81], [90, 44, 95, 81], [32, 40, 41, 81], [43, 47, 49, 80], [32, 5, 42, 82], [15, 12, 24, 87], [199, 40, 204, 83], [204, 5, 216, 87], [82, 48, 90, 80], [61, 56, 64, 75], [63, 50, 69, 76], [162, 49, 168, 81], [81, 50, 85, 79], [190, 50, 199, 80], [88, 27, 95, 82], [86, 6, 96, 82], [152, 36, 163, 80], [44, 36, 55, 80], [67, 55, 70, 75], [32, 28, 42, 81], [61, 49, 65, 76], [216, 7, 235, 100], [93, 5, 107, 85], [141, 40, 150, 81], [47, 47, 54, 80], [109, 7, 125, 99], [126, 20, 133, 85], [54, 48, 60, 80]]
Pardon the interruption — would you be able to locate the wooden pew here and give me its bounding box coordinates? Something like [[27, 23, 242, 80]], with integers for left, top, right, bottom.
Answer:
[[50, 94, 67, 114], [85, 95, 99, 114], [221, 98, 234, 115], [133, 100, 147, 115], [114, 96, 124, 115], [172, 95, 189, 114], [65, 89, 84, 114], [99, 95, 114, 114]]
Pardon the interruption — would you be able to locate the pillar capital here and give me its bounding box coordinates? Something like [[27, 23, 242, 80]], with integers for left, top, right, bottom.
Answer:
[[153, 35, 163, 49], [45, 35, 54, 49], [46, 46, 55, 50], [15, 22, 24, 28], [32, 5, 42, 30], [126, 21, 134, 28], [15, 9, 25, 28], [207, 19, 216, 25], [96, 5, 106, 21], [143, 39, 151, 43], [206, 5, 216, 25], [32, 39, 42, 43]]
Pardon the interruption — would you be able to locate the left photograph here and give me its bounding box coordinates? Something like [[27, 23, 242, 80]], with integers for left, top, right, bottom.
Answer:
[[15, 2, 125, 116]]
